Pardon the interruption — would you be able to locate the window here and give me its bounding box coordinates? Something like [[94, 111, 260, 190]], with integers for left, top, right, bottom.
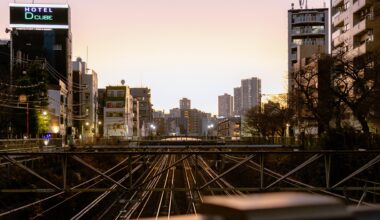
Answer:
[[117, 91, 125, 97]]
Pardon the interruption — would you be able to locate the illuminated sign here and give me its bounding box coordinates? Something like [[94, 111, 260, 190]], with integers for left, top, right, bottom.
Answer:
[[9, 3, 69, 29]]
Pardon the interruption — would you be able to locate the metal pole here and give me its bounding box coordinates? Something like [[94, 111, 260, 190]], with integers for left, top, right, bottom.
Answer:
[[26, 103, 29, 138], [10, 31, 13, 87]]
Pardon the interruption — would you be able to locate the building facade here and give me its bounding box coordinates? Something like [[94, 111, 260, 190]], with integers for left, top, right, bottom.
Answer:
[[9, 3, 73, 139], [217, 117, 241, 140], [218, 93, 233, 117], [104, 86, 134, 139], [130, 88, 153, 137], [180, 98, 191, 110], [233, 87, 242, 115], [241, 77, 262, 114], [331, 0, 379, 56], [288, 7, 329, 96]]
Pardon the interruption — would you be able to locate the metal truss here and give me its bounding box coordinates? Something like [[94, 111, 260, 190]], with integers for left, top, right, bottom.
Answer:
[[1, 147, 380, 218]]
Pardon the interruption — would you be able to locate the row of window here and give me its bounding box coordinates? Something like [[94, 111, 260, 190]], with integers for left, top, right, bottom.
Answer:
[[292, 26, 325, 35], [106, 101, 125, 108], [292, 13, 325, 23], [106, 112, 124, 117], [107, 90, 125, 98], [292, 38, 325, 46]]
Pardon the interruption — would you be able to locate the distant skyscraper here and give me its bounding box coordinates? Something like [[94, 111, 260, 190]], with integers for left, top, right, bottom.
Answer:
[[218, 93, 233, 117], [180, 98, 191, 110], [288, 7, 329, 96], [234, 87, 242, 115], [240, 77, 261, 113]]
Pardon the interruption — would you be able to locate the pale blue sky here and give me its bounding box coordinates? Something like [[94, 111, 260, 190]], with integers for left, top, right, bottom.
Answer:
[[0, 0, 328, 114]]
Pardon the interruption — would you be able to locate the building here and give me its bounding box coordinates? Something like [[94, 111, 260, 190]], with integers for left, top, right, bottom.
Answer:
[[288, 7, 329, 96], [181, 108, 211, 136], [180, 98, 191, 110], [97, 88, 106, 137], [72, 57, 86, 138], [132, 98, 140, 139], [331, 0, 379, 56], [47, 80, 68, 136], [104, 86, 134, 139], [0, 40, 10, 82], [218, 93, 233, 117], [233, 87, 242, 115], [82, 69, 98, 139], [9, 3, 73, 138], [241, 77, 262, 114], [72, 58, 98, 140], [130, 88, 153, 137], [217, 117, 241, 140], [331, 0, 380, 132]]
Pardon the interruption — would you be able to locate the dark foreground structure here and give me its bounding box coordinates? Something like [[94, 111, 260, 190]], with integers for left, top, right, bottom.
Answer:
[[142, 192, 380, 220]]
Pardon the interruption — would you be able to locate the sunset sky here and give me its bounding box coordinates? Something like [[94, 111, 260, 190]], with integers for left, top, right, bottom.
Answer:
[[0, 0, 328, 114]]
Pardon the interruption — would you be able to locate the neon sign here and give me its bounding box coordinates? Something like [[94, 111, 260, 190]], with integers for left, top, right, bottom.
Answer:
[[24, 7, 53, 21], [10, 3, 69, 29]]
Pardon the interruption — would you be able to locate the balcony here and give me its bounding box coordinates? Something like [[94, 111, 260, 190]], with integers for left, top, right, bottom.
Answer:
[[332, 28, 342, 40], [352, 0, 374, 13], [348, 42, 367, 58], [332, 28, 350, 48], [292, 29, 325, 37], [352, 18, 367, 37], [332, 9, 348, 27], [332, 0, 344, 7], [291, 53, 297, 61]]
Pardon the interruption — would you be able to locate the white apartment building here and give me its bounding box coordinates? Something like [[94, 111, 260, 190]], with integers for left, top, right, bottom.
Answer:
[[104, 86, 134, 139]]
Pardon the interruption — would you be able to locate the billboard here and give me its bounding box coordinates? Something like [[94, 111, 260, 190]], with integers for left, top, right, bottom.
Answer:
[[9, 3, 69, 29]]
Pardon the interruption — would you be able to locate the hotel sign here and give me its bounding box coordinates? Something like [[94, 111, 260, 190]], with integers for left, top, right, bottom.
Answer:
[[10, 3, 69, 29]]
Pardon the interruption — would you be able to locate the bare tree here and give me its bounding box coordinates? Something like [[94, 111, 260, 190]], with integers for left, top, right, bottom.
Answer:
[[331, 50, 380, 136]]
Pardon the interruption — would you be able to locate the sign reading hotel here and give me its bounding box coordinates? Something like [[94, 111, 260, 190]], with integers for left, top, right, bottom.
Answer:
[[10, 3, 69, 29]]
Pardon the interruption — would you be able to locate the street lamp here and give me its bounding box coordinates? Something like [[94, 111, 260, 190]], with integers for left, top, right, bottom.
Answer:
[[206, 124, 214, 139]]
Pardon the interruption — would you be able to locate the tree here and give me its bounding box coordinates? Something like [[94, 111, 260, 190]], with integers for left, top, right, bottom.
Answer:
[[292, 49, 380, 146], [244, 102, 294, 138], [330, 50, 380, 136]]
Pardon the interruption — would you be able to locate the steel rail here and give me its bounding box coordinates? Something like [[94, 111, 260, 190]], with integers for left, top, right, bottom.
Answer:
[[155, 155, 172, 219], [135, 155, 169, 219], [113, 156, 163, 220], [182, 159, 198, 214], [31, 156, 141, 219], [70, 164, 143, 220]]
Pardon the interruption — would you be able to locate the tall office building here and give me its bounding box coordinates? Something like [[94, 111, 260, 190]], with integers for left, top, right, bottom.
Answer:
[[233, 87, 242, 115], [180, 98, 191, 110], [288, 7, 329, 96], [9, 3, 73, 136], [218, 93, 233, 117], [331, 0, 379, 57], [240, 77, 261, 113]]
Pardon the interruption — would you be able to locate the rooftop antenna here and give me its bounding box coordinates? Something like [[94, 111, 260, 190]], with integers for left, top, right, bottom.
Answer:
[[291, 3, 294, 10], [299, 0, 307, 9], [86, 46, 89, 66]]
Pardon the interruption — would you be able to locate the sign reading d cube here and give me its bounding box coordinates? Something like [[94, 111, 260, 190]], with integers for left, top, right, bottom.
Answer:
[[10, 3, 69, 29]]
